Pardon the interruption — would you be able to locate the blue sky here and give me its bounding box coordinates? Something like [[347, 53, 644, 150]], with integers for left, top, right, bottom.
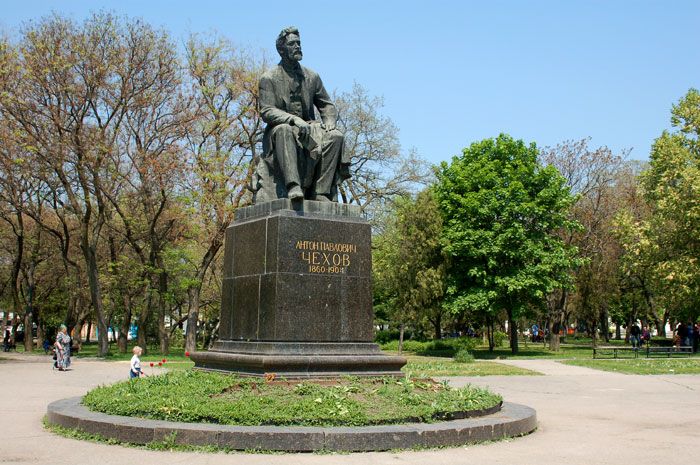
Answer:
[[2, 1, 698, 165]]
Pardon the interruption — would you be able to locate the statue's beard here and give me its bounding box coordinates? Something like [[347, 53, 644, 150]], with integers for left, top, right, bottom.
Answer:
[[291, 51, 303, 61]]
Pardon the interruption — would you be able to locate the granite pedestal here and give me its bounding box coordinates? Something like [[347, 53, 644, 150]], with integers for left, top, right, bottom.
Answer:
[[191, 199, 406, 378]]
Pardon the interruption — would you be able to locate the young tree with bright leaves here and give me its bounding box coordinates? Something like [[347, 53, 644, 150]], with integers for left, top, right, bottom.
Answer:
[[435, 134, 581, 353], [617, 89, 700, 325], [373, 189, 447, 351]]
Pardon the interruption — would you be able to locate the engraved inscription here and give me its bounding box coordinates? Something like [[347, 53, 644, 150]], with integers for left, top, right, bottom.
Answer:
[[295, 240, 356, 274]]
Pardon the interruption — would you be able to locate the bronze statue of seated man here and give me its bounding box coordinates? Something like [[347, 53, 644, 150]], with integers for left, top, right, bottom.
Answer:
[[253, 26, 350, 203]]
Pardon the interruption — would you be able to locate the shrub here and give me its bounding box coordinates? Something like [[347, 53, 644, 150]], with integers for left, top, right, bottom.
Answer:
[[374, 329, 413, 344], [453, 349, 475, 363], [380, 337, 480, 357], [379, 339, 428, 352], [493, 331, 508, 347]]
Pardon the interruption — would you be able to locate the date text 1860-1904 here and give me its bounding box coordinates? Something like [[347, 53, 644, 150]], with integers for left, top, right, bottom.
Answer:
[[295, 240, 357, 274]]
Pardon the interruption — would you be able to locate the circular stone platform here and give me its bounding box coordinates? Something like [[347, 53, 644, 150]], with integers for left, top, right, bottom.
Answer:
[[46, 397, 537, 452]]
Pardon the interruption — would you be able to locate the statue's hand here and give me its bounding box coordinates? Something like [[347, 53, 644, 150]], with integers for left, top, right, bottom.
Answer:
[[292, 117, 311, 140], [321, 121, 336, 132]]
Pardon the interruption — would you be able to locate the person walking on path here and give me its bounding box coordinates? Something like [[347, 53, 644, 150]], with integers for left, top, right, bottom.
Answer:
[[629, 322, 641, 349], [129, 346, 145, 379], [54, 324, 71, 371], [3, 329, 12, 352]]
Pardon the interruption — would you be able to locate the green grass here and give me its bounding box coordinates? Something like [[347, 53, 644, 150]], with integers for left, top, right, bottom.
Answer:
[[82, 371, 502, 427], [13, 341, 191, 360], [381, 337, 636, 361], [398, 355, 541, 377], [74, 342, 191, 361], [562, 358, 700, 375], [471, 345, 594, 360], [387, 343, 597, 361]]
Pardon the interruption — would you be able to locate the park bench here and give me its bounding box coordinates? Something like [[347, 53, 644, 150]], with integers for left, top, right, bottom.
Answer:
[[645, 346, 693, 358], [592, 346, 640, 359], [593, 345, 694, 359]]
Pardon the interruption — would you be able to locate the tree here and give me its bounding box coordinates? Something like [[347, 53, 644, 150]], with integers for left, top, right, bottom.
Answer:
[[181, 35, 264, 352], [373, 189, 447, 351], [435, 134, 581, 353], [618, 89, 700, 326], [99, 21, 191, 354], [0, 13, 191, 355], [540, 139, 629, 349], [334, 83, 431, 220]]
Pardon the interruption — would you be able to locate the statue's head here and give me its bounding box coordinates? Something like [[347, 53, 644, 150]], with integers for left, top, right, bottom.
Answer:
[[276, 26, 302, 62]]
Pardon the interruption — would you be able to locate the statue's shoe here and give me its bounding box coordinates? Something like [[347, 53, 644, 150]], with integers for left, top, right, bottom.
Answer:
[[287, 185, 304, 200]]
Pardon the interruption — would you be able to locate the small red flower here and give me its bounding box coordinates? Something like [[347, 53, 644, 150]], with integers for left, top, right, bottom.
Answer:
[[149, 362, 154, 367], [185, 351, 190, 357], [158, 362, 162, 366], [162, 359, 166, 363]]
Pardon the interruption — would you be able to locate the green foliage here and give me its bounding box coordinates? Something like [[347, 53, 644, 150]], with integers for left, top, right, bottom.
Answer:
[[616, 89, 700, 323], [492, 331, 508, 348], [374, 329, 411, 344], [82, 370, 502, 427], [435, 134, 582, 349], [373, 190, 448, 337], [453, 349, 475, 363], [380, 337, 478, 357]]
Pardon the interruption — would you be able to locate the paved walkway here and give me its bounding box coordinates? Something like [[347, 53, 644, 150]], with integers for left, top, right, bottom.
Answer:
[[1, 353, 698, 465]]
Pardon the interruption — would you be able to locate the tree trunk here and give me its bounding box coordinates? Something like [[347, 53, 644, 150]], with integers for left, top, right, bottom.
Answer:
[[487, 320, 495, 351], [549, 290, 567, 351], [185, 286, 200, 353], [156, 258, 169, 355], [74, 321, 83, 345], [65, 294, 77, 336], [158, 296, 169, 355], [398, 322, 405, 354], [550, 316, 561, 352], [432, 314, 442, 340], [206, 320, 220, 349], [137, 292, 151, 353], [185, 242, 222, 353], [117, 294, 132, 353], [615, 323, 621, 340], [591, 318, 598, 347], [660, 309, 670, 337], [24, 264, 37, 351], [600, 307, 610, 343], [10, 213, 24, 349], [83, 243, 109, 356], [23, 309, 33, 352], [507, 309, 519, 354]]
